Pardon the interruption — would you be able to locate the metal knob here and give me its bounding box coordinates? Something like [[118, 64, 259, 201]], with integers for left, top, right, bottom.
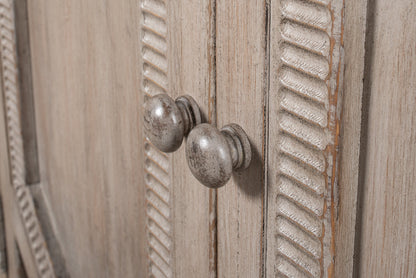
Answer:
[[144, 94, 202, 152], [185, 123, 252, 188]]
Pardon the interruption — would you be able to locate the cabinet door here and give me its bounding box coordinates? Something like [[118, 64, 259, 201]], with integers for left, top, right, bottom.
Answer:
[[0, 0, 214, 277]]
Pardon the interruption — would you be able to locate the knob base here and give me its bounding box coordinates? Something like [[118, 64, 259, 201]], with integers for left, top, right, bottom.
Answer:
[[221, 124, 251, 170]]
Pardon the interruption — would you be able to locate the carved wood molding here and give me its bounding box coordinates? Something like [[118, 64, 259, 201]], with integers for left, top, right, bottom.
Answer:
[[140, 0, 173, 277], [0, 0, 55, 276], [267, 0, 344, 277]]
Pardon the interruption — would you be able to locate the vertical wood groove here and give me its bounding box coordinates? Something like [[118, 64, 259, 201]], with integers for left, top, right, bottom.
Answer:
[[208, 0, 217, 277], [14, 0, 39, 184]]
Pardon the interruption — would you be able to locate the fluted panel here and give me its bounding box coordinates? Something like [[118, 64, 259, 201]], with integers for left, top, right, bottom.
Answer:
[[273, 0, 340, 277], [140, 0, 172, 277], [0, 0, 55, 276]]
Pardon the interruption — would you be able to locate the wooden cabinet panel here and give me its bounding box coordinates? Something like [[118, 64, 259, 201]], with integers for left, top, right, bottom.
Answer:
[[28, 1, 146, 276], [216, 1, 267, 276], [357, 0, 416, 276]]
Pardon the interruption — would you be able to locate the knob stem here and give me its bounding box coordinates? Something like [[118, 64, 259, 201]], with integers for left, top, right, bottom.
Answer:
[[176, 95, 202, 136], [221, 124, 251, 170]]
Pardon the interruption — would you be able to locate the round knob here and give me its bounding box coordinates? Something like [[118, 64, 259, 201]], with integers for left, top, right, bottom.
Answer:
[[144, 94, 202, 152], [185, 123, 251, 188]]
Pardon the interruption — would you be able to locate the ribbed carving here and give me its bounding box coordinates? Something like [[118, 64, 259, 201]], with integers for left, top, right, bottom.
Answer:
[[275, 0, 334, 277], [140, 0, 172, 277], [0, 0, 55, 276]]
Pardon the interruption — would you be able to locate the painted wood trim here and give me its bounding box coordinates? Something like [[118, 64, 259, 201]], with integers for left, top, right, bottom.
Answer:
[[0, 0, 55, 276], [140, 0, 173, 277], [266, 0, 344, 277]]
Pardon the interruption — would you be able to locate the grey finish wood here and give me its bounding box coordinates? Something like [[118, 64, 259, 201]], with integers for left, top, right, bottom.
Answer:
[[334, 0, 368, 276], [266, 0, 344, 277], [356, 0, 416, 276], [23, 0, 216, 277], [165, 0, 215, 276], [141, 0, 215, 276], [28, 1, 146, 276], [1, 0, 414, 276], [216, 0, 267, 276]]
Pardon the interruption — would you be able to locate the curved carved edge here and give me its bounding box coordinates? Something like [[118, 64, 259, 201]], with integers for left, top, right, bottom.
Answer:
[[140, 0, 173, 277], [267, 0, 344, 277], [0, 0, 55, 277]]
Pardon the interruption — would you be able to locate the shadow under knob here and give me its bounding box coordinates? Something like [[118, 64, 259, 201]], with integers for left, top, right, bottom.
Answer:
[[185, 123, 251, 188], [144, 94, 202, 153]]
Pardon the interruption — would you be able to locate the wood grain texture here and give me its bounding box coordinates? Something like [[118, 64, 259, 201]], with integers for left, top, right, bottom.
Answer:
[[267, 0, 344, 277], [357, 0, 416, 276], [216, 1, 267, 277], [27, 0, 146, 276], [0, 0, 54, 276], [166, 0, 214, 276], [334, 0, 367, 276]]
